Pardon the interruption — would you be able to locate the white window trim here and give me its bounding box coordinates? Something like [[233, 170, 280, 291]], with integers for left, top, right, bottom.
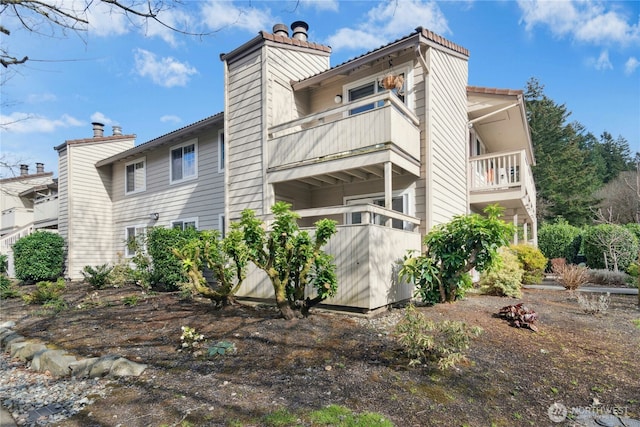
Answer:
[[125, 225, 147, 258], [169, 139, 198, 184], [342, 61, 414, 115], [218, 130, 225, 173], [171, 217, 199, 230], [124, 157, 146, 195], [218, 213, 225, 237]]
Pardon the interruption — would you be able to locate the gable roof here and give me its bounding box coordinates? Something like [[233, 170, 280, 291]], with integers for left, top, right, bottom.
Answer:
[[292, 26, 469, 91], [95, 112, 224, 167]]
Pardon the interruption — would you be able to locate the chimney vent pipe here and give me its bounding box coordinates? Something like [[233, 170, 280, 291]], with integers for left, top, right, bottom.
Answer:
[[20, 164, 29, 176], [291, 21, 308, 41], [273, 23, 289, 37], [92, 122, 105, 138], [36, 163, 44, 173], [112, 125, 122, 136]]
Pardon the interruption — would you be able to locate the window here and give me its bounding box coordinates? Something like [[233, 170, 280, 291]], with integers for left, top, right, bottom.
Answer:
[[125, 225, 146, 257], [345, 191, 412, 230], [170, 140, 197, 183], [218, 130, 225, 173], [125, 158, 146, 194], [344, 64, 411, 116], [171, 218, 198, 230]]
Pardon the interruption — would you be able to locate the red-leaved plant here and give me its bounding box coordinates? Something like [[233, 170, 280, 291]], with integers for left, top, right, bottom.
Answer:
[[497, 303, 539, 332]]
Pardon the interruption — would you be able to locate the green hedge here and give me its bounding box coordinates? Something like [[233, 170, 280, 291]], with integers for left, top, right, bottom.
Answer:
[[538, 220, 582, 264], [146, 227, 200, 291], [13, 231, 65, 282]]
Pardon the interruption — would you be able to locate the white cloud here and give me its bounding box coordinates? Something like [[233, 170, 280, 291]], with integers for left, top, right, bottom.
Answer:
[[90, 112, 115, 125], [625, 57, 639, 75], [588, 50, 613, 71], [200, 0, 273, 33], [517, 0, 640, 47], [86, 0, 131, 37], [133, 49, 198, 88], [326, 0, 449, 52], [160, 115, 182, 124], [0, 112, 83, 134]]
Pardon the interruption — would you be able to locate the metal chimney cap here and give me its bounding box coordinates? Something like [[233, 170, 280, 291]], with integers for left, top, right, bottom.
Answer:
[[272, 23, 289, 37]]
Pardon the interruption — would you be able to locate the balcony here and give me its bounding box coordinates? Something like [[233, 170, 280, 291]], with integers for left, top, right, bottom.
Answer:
[[267, 92, 421, 183], [238, 204, 421, 310], [469, 149, 536, 222], [0, 207, 33, 234], [34, 195, 59, 229]]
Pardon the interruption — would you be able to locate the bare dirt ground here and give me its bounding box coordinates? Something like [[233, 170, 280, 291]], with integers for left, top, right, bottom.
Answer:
[[1, 281, 639, 427]]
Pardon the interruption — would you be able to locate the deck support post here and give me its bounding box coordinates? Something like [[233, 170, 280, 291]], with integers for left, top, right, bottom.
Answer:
[[384, 161, 392, 228]]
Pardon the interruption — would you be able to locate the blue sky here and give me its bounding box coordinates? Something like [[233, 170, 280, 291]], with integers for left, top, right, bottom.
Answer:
[[1, 0, 639, 178]]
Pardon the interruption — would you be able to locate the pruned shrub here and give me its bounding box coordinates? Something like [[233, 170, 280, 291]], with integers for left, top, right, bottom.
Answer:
[[394, 304, 483, 370], [13, 231, 65, 282], [81, 264, 113, 289], [587, 269, 634, 287], [554, 263, 589, 290], [0, 275, 20, 299], [479, 247, 524, 298], [538, 219, 582, 265], [576, 292, 610, 314], [582, 224, 638, 272], [510, 244, 547, 285]]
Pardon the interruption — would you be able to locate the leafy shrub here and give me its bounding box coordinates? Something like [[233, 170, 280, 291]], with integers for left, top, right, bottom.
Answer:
[[587, 269, 634, 287], [401, 205, 514, 304], [146, 227, 199, 291], [22, 278, 66, 306], [576, 292, 610, 314], [13, 231, 65, 282], [510, 244, 547, 284], [179, 326, 204, 352], [538, 219, 582, 265], [108, 255, 137, 288], [81, 264, 113, 289], [554, 263, 589, 290], [394, 304, 483, 370], [479, 247, 524, 298], [624, 223, 640, 243], [0, 275, 20, 299], [0, 254, 7, 274], [582, 224, 638, 272]]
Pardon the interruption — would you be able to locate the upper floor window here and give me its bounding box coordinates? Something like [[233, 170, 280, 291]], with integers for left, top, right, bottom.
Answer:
[[125, 157, 146, 194], [218, 130, 225, 173], [344, 63, 411, 116], [170, 140, 197, 183]]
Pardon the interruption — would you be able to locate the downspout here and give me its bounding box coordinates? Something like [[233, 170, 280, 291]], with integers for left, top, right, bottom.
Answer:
[[222, 58, 230, 229], [416, 43, 433, 233]]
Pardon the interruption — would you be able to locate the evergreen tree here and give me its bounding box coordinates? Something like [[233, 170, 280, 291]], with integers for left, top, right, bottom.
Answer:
[[598, 131, 634, 183], [525, 78, 601, 226]]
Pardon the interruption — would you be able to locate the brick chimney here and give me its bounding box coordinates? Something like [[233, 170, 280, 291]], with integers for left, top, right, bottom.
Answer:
[[36, 162, 44, 173], [20, 164, 29, 176], [92, 122, 105, 138]]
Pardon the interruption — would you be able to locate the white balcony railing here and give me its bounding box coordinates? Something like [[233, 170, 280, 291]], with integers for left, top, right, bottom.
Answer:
[[469, 149, 537, 219], [0, 207, 33, 232], [268, 92, 420, 170], [34, 195, 59, 224]]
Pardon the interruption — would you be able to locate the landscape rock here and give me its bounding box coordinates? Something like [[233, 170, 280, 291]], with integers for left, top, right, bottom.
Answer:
[[108, 357, 148, 377], [1, 332, 25, 350], [0, 320, 16, 328], [32, 349, 77, 377], [10, 341, 47, 362]]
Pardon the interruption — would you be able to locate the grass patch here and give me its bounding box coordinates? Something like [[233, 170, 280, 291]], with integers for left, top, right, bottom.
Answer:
[[632, 319, 640, 329], [308, 405, 393, 427]]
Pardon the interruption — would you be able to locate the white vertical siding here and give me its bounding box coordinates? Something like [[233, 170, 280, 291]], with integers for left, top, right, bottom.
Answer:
[[65, 139, 133, 278], [422, 47, 469, 228]]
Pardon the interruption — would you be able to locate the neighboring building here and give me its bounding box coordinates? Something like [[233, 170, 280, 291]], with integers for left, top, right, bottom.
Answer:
[[0, 163, 58, 276], [5, 23, 536, 311]]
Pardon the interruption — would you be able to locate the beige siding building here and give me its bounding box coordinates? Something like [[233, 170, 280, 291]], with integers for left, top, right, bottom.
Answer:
[[5, 22, 536, 311]]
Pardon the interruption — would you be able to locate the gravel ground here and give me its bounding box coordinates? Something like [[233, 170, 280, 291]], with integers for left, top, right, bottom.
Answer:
[[0, 353, 112, 426]]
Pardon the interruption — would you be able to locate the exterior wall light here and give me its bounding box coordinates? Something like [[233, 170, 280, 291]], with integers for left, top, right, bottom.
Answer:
[[150, 213, 159, 221], [334, 94, 342, 104]]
